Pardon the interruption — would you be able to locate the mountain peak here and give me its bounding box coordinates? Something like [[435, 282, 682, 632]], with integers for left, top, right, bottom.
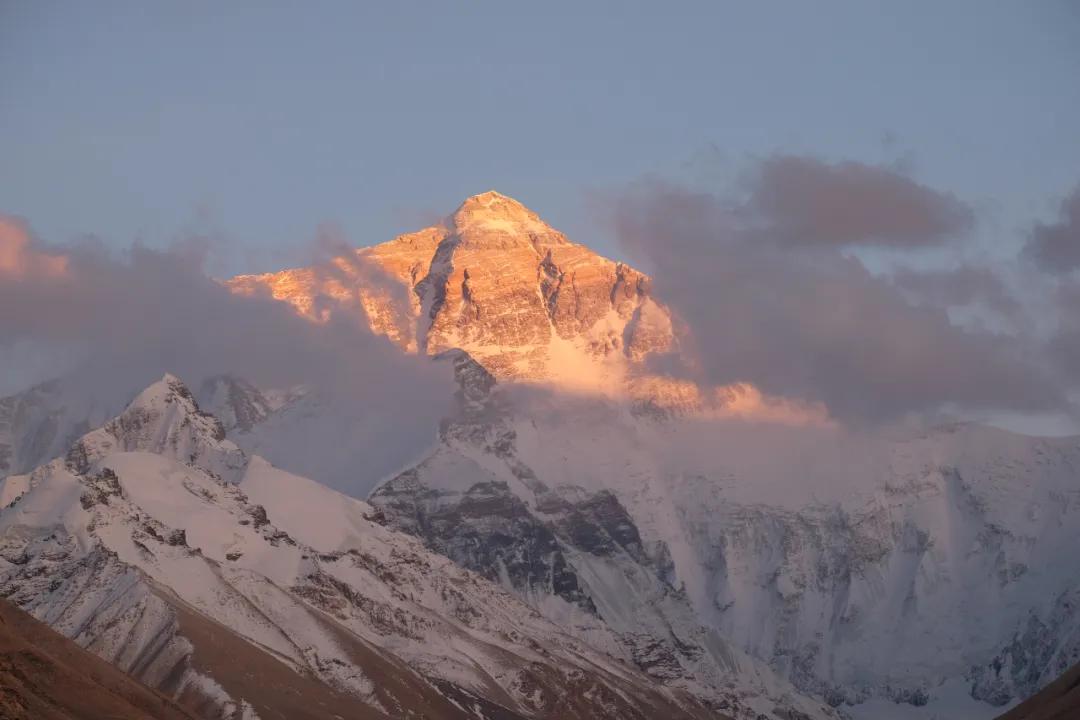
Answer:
[[139, 372, 196, 407], [226, 191, 670, 384], [449, 190, 557, 239], [65, 373, 245, 480], [456, 189, 523, 210], [463, 188, 513, 202], [123, 373, 222, 429]]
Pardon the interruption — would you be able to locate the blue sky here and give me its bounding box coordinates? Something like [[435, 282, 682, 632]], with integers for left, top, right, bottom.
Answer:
[[1, 1, 1077, 273]]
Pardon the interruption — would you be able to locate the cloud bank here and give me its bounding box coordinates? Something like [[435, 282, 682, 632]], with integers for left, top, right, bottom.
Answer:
[[0, 214, 453, 487], [608, 157, 1072, 425], [745, 155, 974, 247]]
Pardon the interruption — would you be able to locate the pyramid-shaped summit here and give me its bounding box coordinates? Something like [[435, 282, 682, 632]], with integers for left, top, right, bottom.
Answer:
[[228, 191, 674, 383], [453, 189, 528, 214], [448, 190, 563, 243], [65, 373, 246, 481]]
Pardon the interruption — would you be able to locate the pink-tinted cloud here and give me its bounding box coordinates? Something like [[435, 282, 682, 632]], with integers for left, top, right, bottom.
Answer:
[[609, 176, 1063, 424], [0, 216, 453, 487], [0, 215, 67, 277]]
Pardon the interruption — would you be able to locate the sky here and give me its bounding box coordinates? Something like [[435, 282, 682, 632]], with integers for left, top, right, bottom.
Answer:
[[3, 1, 1080, 437], [2, 1, 1078, 272]]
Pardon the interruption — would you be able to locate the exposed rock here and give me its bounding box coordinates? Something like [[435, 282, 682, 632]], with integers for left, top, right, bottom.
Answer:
[[227, 190, 674, 387]]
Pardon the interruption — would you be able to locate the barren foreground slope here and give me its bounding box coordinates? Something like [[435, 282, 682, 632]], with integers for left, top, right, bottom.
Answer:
[[996, 662, 1080, 720], [0, 597, 197, 720]]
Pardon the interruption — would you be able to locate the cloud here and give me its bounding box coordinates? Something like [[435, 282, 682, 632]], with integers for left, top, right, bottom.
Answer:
[[1046, 280, 1080, 387], [0, 215, 68, 277], [307, 222, 416, 340], [1023, 185, 1080, 273], [609, 177, 1064, 424], [889, 265, 1023, 327], [745, 155, 974, 247], [0, 214, 453, 488]]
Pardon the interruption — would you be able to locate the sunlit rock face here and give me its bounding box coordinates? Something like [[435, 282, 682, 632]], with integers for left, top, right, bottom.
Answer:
[[228, 191, 674, 386]]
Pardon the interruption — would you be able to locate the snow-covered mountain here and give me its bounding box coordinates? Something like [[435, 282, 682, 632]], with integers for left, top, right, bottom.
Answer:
[[0, 374, 833, 719], [221, 184, 1080, 717], [367, 352, 839, 719], [361, 350, 1080, 720], [4, 191, 1079, 719]]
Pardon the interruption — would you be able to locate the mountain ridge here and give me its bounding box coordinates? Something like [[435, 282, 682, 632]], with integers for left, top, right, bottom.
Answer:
[[0, 373, 831, 719]]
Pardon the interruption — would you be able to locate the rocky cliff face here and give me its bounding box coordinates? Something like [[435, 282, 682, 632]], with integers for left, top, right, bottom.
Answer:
[[228, 191, 674, 389], [368, 359, 1080, 720], [370, 353, 841, 720]]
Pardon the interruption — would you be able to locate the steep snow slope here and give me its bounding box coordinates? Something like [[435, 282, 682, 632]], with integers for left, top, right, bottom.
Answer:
[[0, 374, 740, 720], [368, 356, 1080, 719], [370, 352, 840, 720], [630, 421, 1080, 716]]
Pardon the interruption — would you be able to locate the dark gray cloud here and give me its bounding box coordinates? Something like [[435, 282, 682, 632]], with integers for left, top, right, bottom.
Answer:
[[611, 178, 1064, 424], [1023, 185, 1080, 273], [745, 155, 974, 247]]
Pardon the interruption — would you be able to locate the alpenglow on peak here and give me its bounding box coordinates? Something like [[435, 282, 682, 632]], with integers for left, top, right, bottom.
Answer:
[[228, 190, 676, 389], [449, 189, 558, 238]]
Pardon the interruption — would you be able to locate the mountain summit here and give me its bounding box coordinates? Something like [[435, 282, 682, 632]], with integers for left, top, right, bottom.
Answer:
[[229, 191, 674, 386], [449, 190, 565, 243]]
